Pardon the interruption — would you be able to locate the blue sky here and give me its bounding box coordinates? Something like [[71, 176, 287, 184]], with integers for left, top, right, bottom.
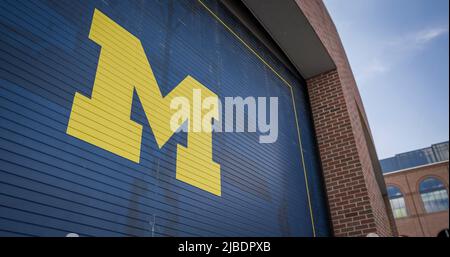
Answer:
[[323, 0, 449, 159]]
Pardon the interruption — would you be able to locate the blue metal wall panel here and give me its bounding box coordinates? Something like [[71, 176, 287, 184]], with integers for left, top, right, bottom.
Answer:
[[0, 0, 331, 236]]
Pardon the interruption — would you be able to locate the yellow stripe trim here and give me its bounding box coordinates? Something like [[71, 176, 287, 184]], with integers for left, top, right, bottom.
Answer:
[[197, 0, 316, 236]]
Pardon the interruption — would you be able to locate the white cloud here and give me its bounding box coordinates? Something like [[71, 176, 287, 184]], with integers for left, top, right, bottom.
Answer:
[[357, 25, 448, 85], [366, 59, 388, 73], [387, 26, 449, 49], [415, 27, 449, 44], [357, 58, 389, 83]]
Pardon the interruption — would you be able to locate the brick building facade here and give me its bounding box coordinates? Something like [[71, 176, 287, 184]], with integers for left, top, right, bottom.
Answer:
[[384, 160, 449, 237], [297, 0, 397, 236]]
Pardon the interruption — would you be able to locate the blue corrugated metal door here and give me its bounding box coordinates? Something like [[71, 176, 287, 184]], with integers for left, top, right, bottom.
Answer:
[[0, 0, 331, 236]]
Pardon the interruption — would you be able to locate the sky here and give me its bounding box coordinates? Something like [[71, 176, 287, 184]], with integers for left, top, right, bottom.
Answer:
[[323, 0, 449, 159]]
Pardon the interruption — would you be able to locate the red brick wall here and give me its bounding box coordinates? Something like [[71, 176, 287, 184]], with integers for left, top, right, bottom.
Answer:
[[296, 0, 397, 236], [384, 161, 449, 237]]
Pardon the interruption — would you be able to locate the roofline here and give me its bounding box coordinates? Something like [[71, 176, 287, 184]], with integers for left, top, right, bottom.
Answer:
[[380, 140, 449, 162], [383, 160, 449, 176]]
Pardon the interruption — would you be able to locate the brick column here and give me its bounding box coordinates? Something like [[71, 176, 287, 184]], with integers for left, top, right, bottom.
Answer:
[[306, 70, 395, 236]]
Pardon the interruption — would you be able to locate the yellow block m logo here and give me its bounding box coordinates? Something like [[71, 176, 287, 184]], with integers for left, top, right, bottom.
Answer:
[[67, 9, 221, 196]]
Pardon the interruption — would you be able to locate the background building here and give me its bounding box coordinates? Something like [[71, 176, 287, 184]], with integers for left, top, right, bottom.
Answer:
[[0, 0, 396, 236], [381, 141, 449, 174], [383, 142, 449, 237]]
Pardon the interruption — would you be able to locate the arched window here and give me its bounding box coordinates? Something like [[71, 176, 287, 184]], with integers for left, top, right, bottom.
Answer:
[[419, 178, 449, 213], [387, 186, 407, 218]]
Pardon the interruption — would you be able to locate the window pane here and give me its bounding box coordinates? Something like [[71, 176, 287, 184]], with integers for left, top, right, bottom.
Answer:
[[419, 178, 449, 213], [389, 197, 407, 218], [387, 186, 403, 198], [387, 186, 407, 218], [421, 189, 449, 213]]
